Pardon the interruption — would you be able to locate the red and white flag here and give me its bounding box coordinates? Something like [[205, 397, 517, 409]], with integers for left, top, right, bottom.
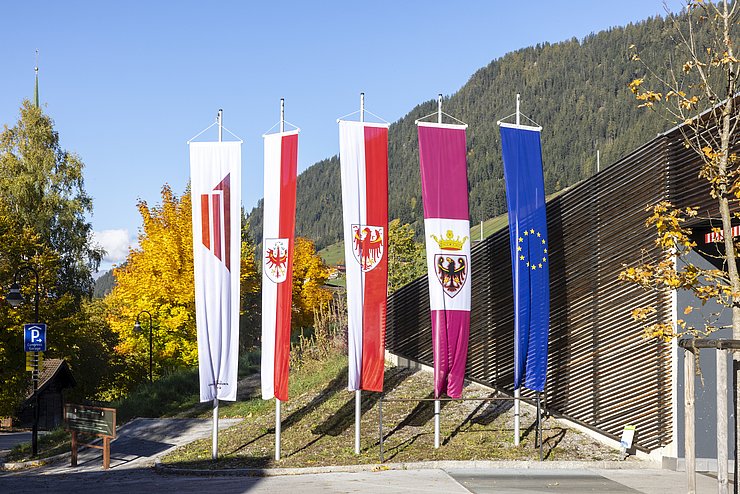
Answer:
[[190, 141, 242, 402], [339, 120, 389, 392], [261, 130, 298, 401]]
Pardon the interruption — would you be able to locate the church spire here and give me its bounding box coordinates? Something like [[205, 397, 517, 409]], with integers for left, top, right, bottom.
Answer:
[[34, 49, 39, 108]]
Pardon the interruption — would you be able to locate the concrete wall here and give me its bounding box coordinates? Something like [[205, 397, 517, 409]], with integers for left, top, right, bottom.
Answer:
[[675, 250, 736, 463]]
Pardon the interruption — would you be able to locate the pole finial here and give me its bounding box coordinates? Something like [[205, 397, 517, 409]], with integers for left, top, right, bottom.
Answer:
[[34, 50, 39, 108], [437, 94, 443, 124]]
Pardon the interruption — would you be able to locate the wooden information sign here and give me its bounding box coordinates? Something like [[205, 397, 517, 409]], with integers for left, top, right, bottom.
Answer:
[[64, 404, 116, 469]]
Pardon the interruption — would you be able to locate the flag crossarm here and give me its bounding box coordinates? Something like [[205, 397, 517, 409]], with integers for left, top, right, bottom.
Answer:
[[336, 108, 390, 125], [415, 110, 467, 128], [497, 110, 542, 131], [187, 122, 244, 144], [262, 122, 301, 137]]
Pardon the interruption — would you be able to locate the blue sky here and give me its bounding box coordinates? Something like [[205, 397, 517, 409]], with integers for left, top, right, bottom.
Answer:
[[0, 1, 681, 272]]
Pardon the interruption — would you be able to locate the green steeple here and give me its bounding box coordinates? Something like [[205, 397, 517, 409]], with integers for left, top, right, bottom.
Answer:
[[34, 49, 39, 108]]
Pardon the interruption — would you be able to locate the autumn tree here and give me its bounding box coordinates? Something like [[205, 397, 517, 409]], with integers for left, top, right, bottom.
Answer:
[[291, 237, 332, 329], [620, 0, 739, 480], [104, 186, 261, 392], [104, 185, 197, 391], [239, 214, 261, 349], [387, 219, 426, 293], [0, 101, 107, 414], [0, 100, 103, 298]]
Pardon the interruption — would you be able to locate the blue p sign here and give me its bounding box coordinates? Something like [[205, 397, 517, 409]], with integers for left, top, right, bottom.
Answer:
[[24, 324, 47, 352]]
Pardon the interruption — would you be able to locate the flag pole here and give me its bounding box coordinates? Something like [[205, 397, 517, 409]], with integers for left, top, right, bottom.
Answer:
[[354, 92, 365, 456], [212, 108, 223, 461], [274, 98, 286, 462], [434, 93, 443, 450], [513, 94, 521, 447]]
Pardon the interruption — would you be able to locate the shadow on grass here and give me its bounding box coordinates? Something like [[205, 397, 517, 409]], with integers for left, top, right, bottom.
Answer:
[[285, 367, 416, 458], [227, 366, 349, 456], [374, 389, 452, 451], [542, 427, 567, 460], [311, 367, 414, 437], [380, 432, 425, 462], [471, 398, 513, 426], [442, 393, 500, 446]]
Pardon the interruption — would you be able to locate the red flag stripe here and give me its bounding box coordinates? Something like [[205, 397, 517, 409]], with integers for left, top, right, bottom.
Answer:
[[273, 133, 298, 401], [211, 194, 222, 262], [200, 195, 210, 249], [360, 126, 388, 392]]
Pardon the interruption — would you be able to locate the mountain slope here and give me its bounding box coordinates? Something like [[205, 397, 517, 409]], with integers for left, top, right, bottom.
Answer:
[[249, 14, 678, 249]]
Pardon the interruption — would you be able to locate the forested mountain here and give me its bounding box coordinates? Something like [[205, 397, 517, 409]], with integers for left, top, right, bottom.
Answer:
[[93, 269, 116, 298], [249, 14, 681, 249]]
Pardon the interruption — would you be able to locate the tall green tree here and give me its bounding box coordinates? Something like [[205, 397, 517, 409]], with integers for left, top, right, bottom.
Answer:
[[387, 219, 426, 293], [0, 101, 106, 415], [0, 100, 103, 298]]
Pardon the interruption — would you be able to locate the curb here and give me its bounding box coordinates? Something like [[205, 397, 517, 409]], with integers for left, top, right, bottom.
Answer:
[[0, 450, 71, 471], [154, 458, 658, 477]]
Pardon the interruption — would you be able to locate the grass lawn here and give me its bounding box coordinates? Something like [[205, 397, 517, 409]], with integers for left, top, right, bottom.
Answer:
[[161, 351, 625, 470]]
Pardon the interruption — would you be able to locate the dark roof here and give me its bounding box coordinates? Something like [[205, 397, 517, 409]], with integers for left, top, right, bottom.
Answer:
[[25, 359, 76, 400]]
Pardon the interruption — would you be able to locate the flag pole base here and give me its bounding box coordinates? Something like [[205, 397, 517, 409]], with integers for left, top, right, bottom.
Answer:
[[275, 398, 282, 461], [354, 390, 361, 455], [514, 388, 520, 446], [212, 398, 219, 460], [434, 399, 441, 449]]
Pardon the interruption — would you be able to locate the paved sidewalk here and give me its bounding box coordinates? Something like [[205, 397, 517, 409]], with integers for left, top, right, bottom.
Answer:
[[0, 431, 33, 458], [0, 418, 734, 493]]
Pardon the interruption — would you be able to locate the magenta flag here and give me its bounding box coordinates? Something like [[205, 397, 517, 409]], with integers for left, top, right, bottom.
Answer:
[[417, 122, 471, 399]]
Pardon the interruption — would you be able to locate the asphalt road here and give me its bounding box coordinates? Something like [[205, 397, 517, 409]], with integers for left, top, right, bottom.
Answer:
[[0, 418, 732, 493]]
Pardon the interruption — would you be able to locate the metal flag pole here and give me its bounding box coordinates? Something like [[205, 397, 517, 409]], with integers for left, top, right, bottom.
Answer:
[[275, 99, 285, 462], [434, 93, 442, 450], [212, 108, 223, 461], [514, 93, 521, 447], [354, 92, 365, 456]]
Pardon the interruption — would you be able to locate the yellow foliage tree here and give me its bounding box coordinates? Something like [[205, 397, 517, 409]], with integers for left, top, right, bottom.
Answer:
[[291, 237, 332, 328], [105, 185, 196, 386], [105, 185, 262, 388]]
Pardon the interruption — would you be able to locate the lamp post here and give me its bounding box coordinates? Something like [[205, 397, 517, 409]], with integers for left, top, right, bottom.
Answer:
[[133, 310, 153, 383], [6, 264, 41, 457]]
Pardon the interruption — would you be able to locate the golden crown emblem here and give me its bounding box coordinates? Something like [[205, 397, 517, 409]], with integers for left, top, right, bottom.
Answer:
[[431, 230, 468, 250]]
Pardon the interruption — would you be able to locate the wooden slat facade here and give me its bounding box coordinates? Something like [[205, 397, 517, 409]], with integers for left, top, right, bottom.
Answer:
[[386, 115, 736, 452]]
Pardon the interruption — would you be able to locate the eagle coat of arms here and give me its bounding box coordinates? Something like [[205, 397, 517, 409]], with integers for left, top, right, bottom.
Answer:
[[264, 238, 289, 283], [351, 224, 384, 272]]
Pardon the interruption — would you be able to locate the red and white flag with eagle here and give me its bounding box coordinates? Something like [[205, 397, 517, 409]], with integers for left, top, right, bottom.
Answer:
[[261, 130, 298, 401], [190, 141, 242, 402], [339, 120, 389, 392]]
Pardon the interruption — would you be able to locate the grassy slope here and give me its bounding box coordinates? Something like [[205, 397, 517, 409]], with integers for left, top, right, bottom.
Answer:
[[161, 351, 624, 469]]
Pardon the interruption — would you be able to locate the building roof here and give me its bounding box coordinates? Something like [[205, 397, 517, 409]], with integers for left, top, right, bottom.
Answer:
[[25, 358, 76, 401]]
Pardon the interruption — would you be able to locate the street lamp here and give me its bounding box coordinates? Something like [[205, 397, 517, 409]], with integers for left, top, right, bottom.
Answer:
[[133, 310, 153, 383], [6, 264, 41, 457]]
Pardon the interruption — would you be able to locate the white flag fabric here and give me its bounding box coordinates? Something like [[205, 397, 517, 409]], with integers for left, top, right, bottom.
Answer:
[[339, 120, 389, 392], [261, 130, 298, 401], [190, 141, 241, 402]]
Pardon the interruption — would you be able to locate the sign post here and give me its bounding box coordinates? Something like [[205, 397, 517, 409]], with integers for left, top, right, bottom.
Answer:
[[64, 404, 116, 469], [24, 323, 46, 457]]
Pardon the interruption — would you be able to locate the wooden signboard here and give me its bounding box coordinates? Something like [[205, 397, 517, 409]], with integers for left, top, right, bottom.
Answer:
[[64, 404, 116, 469]]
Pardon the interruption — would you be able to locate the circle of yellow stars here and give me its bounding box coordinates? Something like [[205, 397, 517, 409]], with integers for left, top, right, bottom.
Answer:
[[517, 228, 548, 270]]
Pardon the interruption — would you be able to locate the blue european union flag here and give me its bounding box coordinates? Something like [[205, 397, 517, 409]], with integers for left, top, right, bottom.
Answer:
[[500, 125, 550, 392]]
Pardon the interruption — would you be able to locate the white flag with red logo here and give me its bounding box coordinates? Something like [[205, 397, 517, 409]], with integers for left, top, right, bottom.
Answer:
[[261, 130, 298, 401], [190, 141, 242, 402], [339, 120, 389, 392]]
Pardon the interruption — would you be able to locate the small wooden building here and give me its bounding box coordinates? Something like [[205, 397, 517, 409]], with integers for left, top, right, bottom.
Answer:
[[19, 359, 76, 430]]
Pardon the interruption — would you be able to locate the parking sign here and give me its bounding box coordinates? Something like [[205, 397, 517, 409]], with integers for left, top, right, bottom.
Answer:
[[24, 324, 47, 352]]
